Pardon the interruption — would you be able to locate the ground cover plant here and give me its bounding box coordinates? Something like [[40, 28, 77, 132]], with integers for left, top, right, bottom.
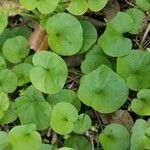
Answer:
[[0, 0, 150, 149]]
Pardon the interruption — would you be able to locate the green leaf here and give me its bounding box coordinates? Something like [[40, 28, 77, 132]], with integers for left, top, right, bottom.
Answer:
[[12, 26, 31, 39], [47, 89, 81, 111], [0, 131, 11, 150], [131, 89, 150, 116], [64, 135, 92, 150], [136, 0, 150, 11], [0, 56, 7, 71], [30, 51, 68, 94], [73, 113, 91, 134], [37, 0, 59, 14], [126, 8, 145, 34], [0, 102, 17, 124], [2, 36, 30, 63], [78, 20, 97, 54], [0, 69, 18, 93], [108, 12, 133, 34], [86, 44, 105, 57], [67, 0, 108, 15], [117, 50, 150, 91], [0, 92, 9, 119], [130, 119, 150, 150], [9, 124, 42, 150], [50, 102, 78, 135], [88, 0, 108, 12], [19, 0, 37, 10], [99, 124, 130, 150], [46, 13, 83, 56], [58, 148, 75, 150], [12, 63, 33, 86], [15, 86, 52, 130], [0, 10, 8, 34], [78, 65, 128, 113], [81, 55, 112, 74], [41, 144, 57, 150], [98, 26, 132, 57], [67, 0, 88, 15]]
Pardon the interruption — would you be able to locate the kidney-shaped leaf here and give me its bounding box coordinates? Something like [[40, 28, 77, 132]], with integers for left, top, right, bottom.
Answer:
[[19, 0, 37, 10], [130, 119, 150, 150], [81, 54, 112, 74], [30, 51, 68, 94], [64, 135, 92, 150], [73, 113, 91, 134], [99, 124, 130, 150], [2, 36, 30, 63], [0, 102, 17, 124], [13, 63, 33, 86], [88, 0, 108, 12], [98, 27, 132, 57], [0, 10, 8, 34], [0, 131, 11, 150], [9, 124, 42, 150], [50, 102, 78, 135], [67, 0, 88, 15], [37, 0, 59, 14], [108, 12, 133, 34], [78, 65, 128, 113], [46, 13, 83, 56], [0, 56, 7, 71], [126, 8, 145, 34], [117, 50, 150, 91], [0, 69, 18, 93], [15, 86, 52, 130], [131, 89, 150, 116], [47, 89, 81, 111], [136, 0, 150, 11], [78, 20, 97, 54], [0, 92, 9, 119]]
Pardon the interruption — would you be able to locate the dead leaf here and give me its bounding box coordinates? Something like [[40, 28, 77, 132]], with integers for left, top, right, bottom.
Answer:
[[103, 0, 120, 20], [107, 110, 134, 132], [29, 24, 49, 51], [99, 110, 134, 132]]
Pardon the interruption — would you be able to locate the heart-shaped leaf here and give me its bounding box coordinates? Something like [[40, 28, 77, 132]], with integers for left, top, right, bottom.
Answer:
[[117, 50, 150, 91], [64, 135, 92, 150], [0, 9, 8, 34], [46, 13, 83, 56], [131, 89, 150, 116], [2, 36, 30, 63], [78, 20, 97, 54], [47, 89, 81, 111], [30, 51, 68, 94], [73, 113, 91, 134], [12, 63, 33, 86], [0, 92, 9, 119], [130, 119, 150, 150], [0, 69, 18, 93], [126, 8, 145, 34], [50, 102, 78, 135], [99, 124, 130, 150], [9, 124, 42, 150], [78, 65, 128, 113], [15, 86, 52, 130], [98, 26, 132, 57]]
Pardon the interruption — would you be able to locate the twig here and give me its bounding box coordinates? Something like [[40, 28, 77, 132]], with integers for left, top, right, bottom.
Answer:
[[140, 23, 150, 47]]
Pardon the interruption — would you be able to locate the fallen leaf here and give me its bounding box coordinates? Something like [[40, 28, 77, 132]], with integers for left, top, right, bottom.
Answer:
[[29, 24, 49, 51]]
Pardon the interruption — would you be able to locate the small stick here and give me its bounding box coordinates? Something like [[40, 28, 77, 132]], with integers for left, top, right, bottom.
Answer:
[[140, 23, 150, 47]]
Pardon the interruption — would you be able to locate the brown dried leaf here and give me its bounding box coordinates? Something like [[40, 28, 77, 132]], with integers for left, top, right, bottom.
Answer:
[[103, 0, 120, 20], [29, 25, 49, 51], [107, 110, 134, 132]]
